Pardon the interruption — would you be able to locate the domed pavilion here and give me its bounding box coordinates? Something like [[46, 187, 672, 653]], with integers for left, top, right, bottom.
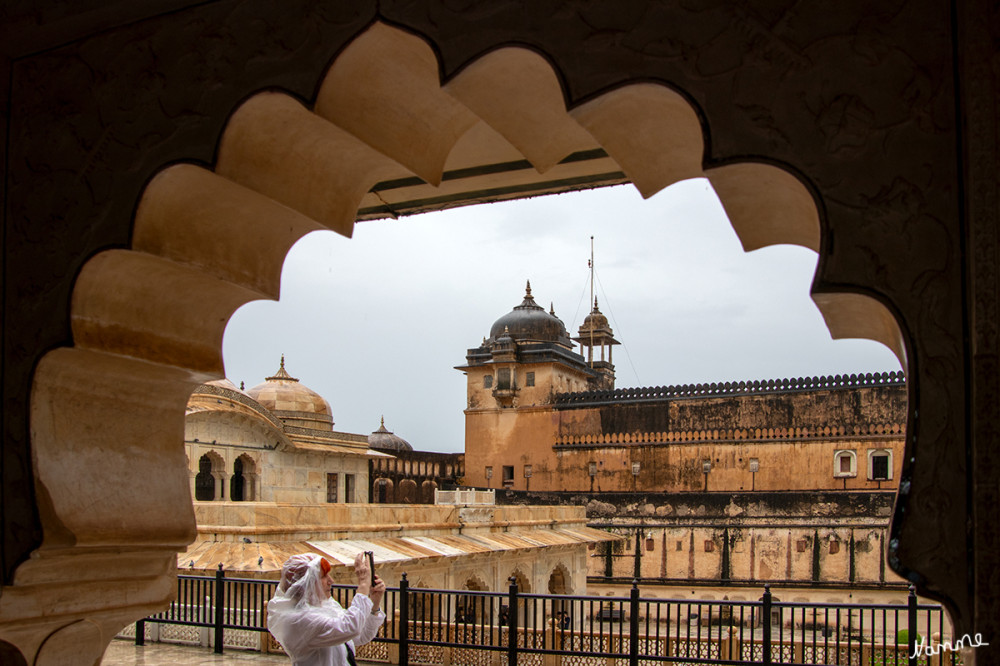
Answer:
[[246, 355, 334, 430], [457, 281, 612, 410], [184, 356, 389, 506], [368, 416, 413, 453]]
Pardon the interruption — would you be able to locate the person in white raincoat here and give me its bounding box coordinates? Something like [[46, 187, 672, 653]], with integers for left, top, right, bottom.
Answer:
[[268, 551, 386, 665]]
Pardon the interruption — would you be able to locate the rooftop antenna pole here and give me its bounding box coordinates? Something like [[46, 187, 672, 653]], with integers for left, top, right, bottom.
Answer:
[[589, 236, 595, 368]]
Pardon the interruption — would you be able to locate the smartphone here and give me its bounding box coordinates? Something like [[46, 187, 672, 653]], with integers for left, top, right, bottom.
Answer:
[[365, 550, 375, 586]]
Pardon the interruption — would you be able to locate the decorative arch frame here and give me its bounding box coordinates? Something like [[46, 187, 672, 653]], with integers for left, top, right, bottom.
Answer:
[[0, 3, 992, 662]]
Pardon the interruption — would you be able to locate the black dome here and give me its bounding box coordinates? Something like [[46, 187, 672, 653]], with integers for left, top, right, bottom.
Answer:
[[489, 281, 571, 346], [368, 418, 412, 453]]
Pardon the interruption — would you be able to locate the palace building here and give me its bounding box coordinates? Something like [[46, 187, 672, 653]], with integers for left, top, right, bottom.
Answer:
[[459, 283, 907, 495], [459, 283, 909, 592], [180, 357, 609, 599]]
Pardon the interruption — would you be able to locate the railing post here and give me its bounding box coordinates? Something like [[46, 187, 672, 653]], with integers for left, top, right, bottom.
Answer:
[[134, 619, 144, 646], [762, 584, 772, 666], [214, 563, 225, 655], [629, 579, 640, 666], [907, 584, 917, 666], [508, 576, 519, 666], [400, 573, 409, 666]]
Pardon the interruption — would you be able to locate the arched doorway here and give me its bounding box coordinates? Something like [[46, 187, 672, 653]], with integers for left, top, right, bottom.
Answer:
[[230, 457, 245, 501], [229, 454, 256, 502], [547, 563, 573, 633], [194, 454, 216, 501], [420, 480, 437, 504], [408, 578, 437, 623], [458, 574, 490, 629], [508, 569, 532, 629], [373, 477, 394, 503], [398, 479, 417, 504]]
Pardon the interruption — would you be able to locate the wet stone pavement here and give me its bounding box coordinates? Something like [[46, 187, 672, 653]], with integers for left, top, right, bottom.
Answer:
[[101, 639, 382, 665]]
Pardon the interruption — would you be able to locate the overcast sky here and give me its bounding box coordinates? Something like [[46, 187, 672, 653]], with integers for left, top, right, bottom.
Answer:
[[222, 180, 901, 453]]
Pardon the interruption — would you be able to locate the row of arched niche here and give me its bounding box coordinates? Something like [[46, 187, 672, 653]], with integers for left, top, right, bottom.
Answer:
[[408, 565, 573, 624], [194, 452, 258, 502], [372, 477, 437, 504]]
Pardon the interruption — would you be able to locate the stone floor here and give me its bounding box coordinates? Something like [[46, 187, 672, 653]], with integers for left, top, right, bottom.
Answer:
[[101, 639, 381, 664]]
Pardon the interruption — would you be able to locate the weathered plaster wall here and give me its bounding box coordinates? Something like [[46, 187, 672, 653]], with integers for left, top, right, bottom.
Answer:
[[467, 381, 905, 492]]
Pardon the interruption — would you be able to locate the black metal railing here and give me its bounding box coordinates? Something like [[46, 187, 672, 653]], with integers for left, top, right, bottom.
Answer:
[[134, 568, 962, 665]]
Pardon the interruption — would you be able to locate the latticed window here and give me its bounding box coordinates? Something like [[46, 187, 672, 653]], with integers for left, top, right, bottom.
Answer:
[[327, 473, 338, 503]]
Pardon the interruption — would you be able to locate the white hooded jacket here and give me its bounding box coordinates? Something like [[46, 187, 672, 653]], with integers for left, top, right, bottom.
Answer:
[[268, 554, 386, 666]]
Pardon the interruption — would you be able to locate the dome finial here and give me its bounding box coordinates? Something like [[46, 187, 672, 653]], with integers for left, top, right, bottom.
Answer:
[[380, 415, 385, 427], [525, 280, 532, 297], [550, 302, 555, 315], [266, 355, 298, 382], [594, 296, 599, 310]]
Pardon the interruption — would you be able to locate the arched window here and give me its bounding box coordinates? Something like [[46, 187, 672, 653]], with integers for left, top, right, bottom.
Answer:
[[867, 449, 893, 481], [833, 450, 857, 478], [195, 454, 215, 501]]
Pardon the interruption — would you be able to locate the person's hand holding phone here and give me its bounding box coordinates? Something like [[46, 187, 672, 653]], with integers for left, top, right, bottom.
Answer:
[[353, 551, 372, 596], [370, 573, 386, 612]]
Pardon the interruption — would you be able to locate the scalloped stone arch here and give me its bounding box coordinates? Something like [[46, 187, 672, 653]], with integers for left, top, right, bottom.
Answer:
[[15, 19, 910, 663], [547, 562, 574, 595], [509, 567, 531, 593], [462, 573, 489, 592]]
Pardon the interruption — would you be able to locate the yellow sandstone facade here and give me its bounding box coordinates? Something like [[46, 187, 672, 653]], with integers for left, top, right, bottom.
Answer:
[[459, 284, 908, 591], [460, 284, 906, 495]]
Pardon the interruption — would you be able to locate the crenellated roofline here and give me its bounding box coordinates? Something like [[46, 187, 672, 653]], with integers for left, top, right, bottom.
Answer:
[[554, 371, 905, 407]]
